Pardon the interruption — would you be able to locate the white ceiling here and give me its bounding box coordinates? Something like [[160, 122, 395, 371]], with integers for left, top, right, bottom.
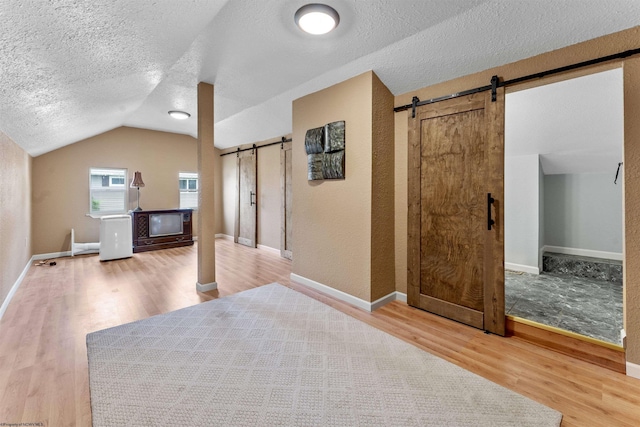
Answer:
[[505, 68, 623, 175], [1, 1, 639, 156]]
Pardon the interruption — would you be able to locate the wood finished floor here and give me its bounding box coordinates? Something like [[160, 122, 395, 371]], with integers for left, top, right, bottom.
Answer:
[[1, 238, 640, 426]]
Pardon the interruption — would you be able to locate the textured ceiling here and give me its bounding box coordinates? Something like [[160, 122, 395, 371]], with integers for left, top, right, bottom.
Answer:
[[1, 0, 639, 156]]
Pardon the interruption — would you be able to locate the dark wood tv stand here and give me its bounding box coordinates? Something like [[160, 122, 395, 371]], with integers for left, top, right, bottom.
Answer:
[[132, 209, 194, 253]]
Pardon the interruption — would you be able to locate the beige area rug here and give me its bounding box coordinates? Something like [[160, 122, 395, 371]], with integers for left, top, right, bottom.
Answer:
[[87, 283, 562, 426]]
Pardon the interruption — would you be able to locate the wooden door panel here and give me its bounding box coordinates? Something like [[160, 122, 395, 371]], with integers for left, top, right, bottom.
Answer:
[[235, 150, 257, 248], [407, 91, 505, 335], [420, 109, 486, 311]]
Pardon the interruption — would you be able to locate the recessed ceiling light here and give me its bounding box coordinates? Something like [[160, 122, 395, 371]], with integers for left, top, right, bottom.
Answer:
[[168, 110, 191, 120], [295, 4, 340, 35]]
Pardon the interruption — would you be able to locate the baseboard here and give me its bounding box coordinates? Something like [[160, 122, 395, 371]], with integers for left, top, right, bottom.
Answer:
[[0, 255, 35, 322], [543, 245, 623, 261], [196, 281, 218, 292], [626, 361, 640, 379], [290, 273, 403, 312], [215, 234, 233, 240], [34, 251, 72, 260], [257, 244, 280, 255], [370, 291, 397, 311], [395, 292, 407, 303], [505, 262, 540, 275]]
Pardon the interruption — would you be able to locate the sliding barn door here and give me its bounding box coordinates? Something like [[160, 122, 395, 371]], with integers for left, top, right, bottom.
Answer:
[[280, 141, 293, 260], [407, 90, 505, 335], [235, 149, 257, 248]]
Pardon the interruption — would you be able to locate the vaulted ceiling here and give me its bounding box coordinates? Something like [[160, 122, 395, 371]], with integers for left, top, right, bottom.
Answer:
[[1, 0, 639, 156]]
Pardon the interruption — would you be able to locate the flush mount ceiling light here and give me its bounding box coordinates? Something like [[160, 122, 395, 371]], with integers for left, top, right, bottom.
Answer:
[[168, 110, 191, 120], [294, 3, 340, 35]]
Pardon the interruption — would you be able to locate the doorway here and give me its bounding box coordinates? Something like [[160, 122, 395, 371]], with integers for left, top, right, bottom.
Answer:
[[504, 67, 624, 345]]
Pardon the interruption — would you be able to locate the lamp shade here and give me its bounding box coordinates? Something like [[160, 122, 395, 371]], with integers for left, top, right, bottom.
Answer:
[[130, 171, 145, 188]]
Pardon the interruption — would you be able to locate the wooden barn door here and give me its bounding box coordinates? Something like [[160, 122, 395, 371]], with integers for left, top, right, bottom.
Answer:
[[235, 149, 257, 248], [407, 90, 505, 335], [280, 141, 293, 260]]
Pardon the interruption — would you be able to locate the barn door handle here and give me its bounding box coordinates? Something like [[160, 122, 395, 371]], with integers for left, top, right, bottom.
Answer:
[[250, 191, 256, 206], [487, 193, 495, 230]]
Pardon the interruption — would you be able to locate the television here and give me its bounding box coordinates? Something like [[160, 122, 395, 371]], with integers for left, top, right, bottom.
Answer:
[[149, 212, 183, 237]]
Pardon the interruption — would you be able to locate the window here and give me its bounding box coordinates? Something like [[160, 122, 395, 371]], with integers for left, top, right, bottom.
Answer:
[[109, 176, 125, 187], [179, 172, 198, 209], [90, 168, 128, 214]]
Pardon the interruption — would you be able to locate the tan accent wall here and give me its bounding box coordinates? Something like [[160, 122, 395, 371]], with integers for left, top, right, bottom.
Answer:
[[394, 112, 409, 296], [292, 71, 395, 302], [624, 56, 640, 364], [392, 26, 640, 362], [219, 135, 292, 250], [0, 132, 32, 310], [32, 126, 197, 254], [371, 73, 396, 301]]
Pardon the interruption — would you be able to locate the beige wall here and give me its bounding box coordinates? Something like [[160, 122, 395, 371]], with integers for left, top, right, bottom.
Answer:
[[32, 126, 198, 254], [219, 135, 291, 250], [371, 73, 396, 301], [624, 55, 640, 364], [392, 26, 640, 363], [292, 71, 395, 302], [0, 132, 32, 311]]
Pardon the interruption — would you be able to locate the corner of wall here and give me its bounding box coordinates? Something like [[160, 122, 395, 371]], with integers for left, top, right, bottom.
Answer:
[[371, 72, 396, 301]]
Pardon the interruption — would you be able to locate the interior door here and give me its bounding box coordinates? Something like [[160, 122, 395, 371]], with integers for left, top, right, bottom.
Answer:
[[280, 141, 293, 259], [407, 90, 505, 335], [235, 149, 257, 247]]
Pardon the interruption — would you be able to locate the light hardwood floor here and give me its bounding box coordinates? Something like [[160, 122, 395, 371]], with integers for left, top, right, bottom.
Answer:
[[1, 239, 640, 426]]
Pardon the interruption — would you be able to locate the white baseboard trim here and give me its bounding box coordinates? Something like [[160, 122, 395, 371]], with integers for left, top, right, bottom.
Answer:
[[196, 281, 218, 292], [257, 244, 280, 255], [34, 251, 72, 260], [215, 234, 233, 240], [291, 273, 404, 312], [543, 245, 623, 261], [291, 273, 374, 312], [505, 262, 540, 275], [395, 292, 407, 303], [626, 361, 640, 380], [370, 291, 397, 311], [0, 255, 35, 322]]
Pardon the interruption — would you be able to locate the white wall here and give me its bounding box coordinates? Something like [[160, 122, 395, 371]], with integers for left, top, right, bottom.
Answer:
[[544, 173, 623, 255], [505, 154, 541, 273]]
